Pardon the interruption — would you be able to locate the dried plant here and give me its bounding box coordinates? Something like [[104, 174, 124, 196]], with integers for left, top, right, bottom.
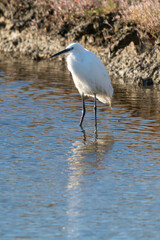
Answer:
[[34, 0, 102, 31], [6, 0, 160, 36], [119, 0, 160, 35]]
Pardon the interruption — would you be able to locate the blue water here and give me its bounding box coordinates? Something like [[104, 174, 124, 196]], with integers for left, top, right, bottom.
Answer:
[[0, 55, 160, 239]]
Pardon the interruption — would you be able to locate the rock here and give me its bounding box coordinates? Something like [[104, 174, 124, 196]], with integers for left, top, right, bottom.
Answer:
[[0, 2, 159, 86]]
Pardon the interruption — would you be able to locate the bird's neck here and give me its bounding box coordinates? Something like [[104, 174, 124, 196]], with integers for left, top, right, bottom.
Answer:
[[71, 50, 86, 61]]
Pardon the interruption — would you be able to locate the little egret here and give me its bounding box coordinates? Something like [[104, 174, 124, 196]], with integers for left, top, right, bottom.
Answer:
[[51, 43, 113, 127]]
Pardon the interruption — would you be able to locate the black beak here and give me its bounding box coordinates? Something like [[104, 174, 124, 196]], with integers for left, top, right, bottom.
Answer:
[[50, 47, 73, 58]]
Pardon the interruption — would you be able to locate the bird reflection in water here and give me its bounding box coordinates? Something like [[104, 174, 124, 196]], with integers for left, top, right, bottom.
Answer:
[[81, 125, 98, 140], [67, 130, 114, 190], [65, 130, 114, 236]]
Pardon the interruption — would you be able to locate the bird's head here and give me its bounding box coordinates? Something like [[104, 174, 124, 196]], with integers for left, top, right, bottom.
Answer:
[[50, 43, 84, 58]]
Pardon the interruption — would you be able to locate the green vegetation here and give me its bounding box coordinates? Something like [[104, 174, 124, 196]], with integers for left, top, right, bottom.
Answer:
[[8, 0, 160, 37]]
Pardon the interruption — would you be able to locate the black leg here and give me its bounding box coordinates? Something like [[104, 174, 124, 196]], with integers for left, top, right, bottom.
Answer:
[[94, 93, 97, 129], [80, 93, 85, 127]]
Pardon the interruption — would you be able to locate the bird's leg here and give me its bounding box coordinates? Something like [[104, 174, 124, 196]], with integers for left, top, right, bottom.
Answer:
[[80, 93, 85, 127], [94, 93, 97, 129]]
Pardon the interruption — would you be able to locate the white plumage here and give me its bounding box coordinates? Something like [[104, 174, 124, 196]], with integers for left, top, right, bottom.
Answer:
[[51, 43, 113, 127], [67, 43, 113, 106]]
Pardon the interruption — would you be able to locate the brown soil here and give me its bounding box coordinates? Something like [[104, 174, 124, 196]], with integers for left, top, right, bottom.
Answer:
[[0, 1, 160, 86]]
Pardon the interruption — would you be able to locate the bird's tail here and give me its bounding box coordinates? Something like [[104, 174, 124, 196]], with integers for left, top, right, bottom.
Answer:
[[96, 94, 112, 108]]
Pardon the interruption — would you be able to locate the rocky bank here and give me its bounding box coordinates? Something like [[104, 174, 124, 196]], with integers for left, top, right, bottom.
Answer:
[[0, 1, 160, 86]]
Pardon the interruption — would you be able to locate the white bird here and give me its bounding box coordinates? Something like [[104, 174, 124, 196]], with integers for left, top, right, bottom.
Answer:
[[51, 43, 113, 128]]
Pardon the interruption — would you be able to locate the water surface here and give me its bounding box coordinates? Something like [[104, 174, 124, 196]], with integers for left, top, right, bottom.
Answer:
[[0, 54, 160, 239]]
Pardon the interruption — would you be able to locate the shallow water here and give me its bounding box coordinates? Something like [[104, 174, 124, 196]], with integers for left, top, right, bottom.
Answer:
[[0, 55, 160, 240]]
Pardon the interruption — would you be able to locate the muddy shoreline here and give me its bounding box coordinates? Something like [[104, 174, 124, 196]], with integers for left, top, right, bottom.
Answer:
[[0, 2, 160, 87]]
